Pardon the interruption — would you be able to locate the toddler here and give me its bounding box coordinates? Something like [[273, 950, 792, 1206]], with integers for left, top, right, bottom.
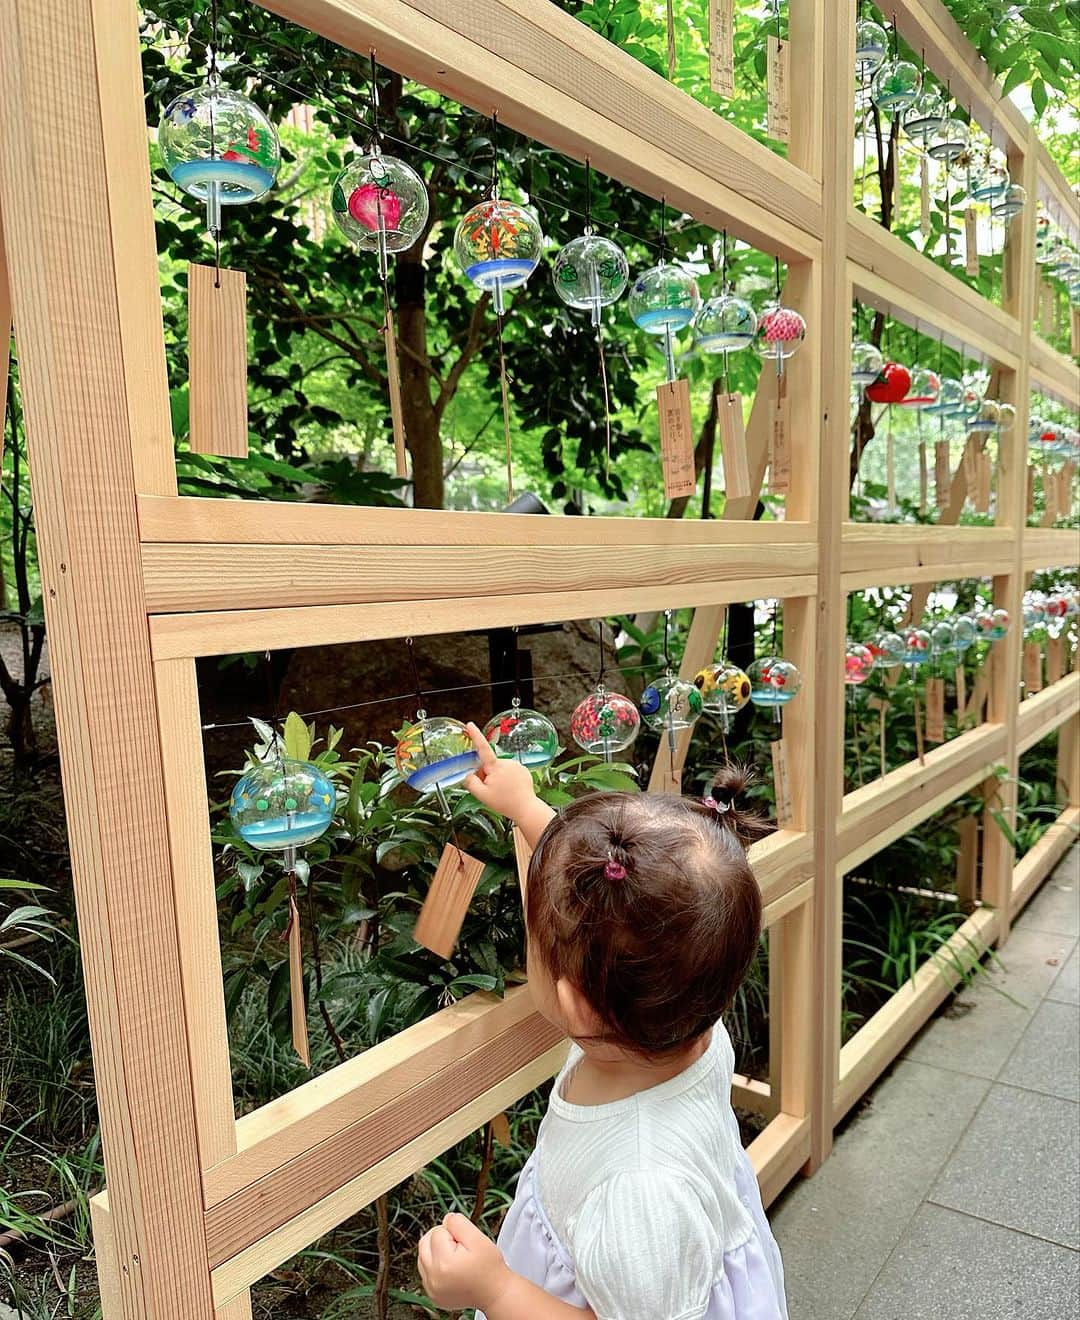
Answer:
[[417, 723, 788, 1320]]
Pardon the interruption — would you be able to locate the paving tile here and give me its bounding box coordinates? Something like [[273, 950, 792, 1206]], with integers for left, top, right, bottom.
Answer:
[[930, 1082, 1079, 1249], [852, 1202, 1080, 1320], [998, 999, 1080, 1102], [904, 926, 1076, 1079], [771, 1060, 988, 1320], [1016, 847, 1080, 937], [1046, 942, 1079, 1006]]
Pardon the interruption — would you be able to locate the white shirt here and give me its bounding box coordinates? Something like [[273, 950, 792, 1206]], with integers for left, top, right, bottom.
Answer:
[[535, 1023, 757, 1320]]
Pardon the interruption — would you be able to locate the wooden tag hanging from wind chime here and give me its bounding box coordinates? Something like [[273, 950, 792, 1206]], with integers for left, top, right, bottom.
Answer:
[[719, 391, 751, 500], [919, 155, 931, 237], [285, 878, 310, 1067], [710, 0, 735, 96], [954, 663, 967, 720], [188, 263, 250, 458], [1047, 634, 1064, 685], [769, 371, 791, 494], [974, 445, 992, 513], [964, 206, 979, 278], [924, 677, 945, 744], [934, 438, 951, 508], [1023, 641, 1043, 695], [414, 843, 487, 960], [766, 34, 790, 144], [770, 738, 794, 828], [658, 377, 696, 499]]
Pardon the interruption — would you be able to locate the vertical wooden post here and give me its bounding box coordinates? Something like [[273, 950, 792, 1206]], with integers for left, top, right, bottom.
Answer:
[[0, 1, 213, 1315], [802, 0, 854, 1168], [0, 202, 10, 472], [1058, 714, 1079, 807], [981, 136, 1038, 943]]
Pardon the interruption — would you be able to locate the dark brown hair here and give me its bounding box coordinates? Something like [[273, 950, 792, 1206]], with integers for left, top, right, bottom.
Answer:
[[526, 765, 772, 1057]]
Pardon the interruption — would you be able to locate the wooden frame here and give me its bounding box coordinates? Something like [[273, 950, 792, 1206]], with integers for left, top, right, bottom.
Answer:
[[1, 0, 1076, 1315]]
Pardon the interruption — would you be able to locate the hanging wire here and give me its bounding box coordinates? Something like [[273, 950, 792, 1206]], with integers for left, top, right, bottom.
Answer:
[[490, 109, 500, 198], [208, 0, 222, 279], [773, 255, 782, 300], [597, 624, 607, 688], [663, 608, 673, 671]]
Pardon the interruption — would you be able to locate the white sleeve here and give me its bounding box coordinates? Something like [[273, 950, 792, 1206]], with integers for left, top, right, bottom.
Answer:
[[571, 1170, 720, 1320]]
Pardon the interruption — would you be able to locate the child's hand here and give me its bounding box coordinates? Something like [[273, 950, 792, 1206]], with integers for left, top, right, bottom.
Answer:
[[462, 723, 538, 823], [418, 1213, 512, 1311]]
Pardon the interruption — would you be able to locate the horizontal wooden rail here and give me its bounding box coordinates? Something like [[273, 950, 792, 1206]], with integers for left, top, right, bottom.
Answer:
[[847, 212, 1022, 368], [1016, 673, 1080, 755], [840, 524, 1015, 591], [1028, 331, 1080, 407], [749, 1113, 812, 1209], [838, 723, 1008, 874], [255, 0, 821, 261], [1035, 143, 1080, 245], [1010, 805, 1080, 917], [141, 540, 819, 615], [1021, 528, 1080, 573], [835, 905, 999, 1121], [137, 496, 815, 549]]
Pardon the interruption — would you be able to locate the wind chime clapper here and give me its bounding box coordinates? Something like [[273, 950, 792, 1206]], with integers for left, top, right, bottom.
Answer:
[[329, 54, 430, 481], [454, 112, 543, 502]]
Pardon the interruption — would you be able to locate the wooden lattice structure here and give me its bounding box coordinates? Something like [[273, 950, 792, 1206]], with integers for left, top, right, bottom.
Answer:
[[0, 1, 1077, 1316]]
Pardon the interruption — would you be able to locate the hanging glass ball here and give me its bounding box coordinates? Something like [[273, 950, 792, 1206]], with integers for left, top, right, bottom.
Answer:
[[871, 59, 921, 114], [927, 119, 969, 163], [1035, 228, 1060, 265], [159, 84, 280, 206], [639, 673, 704, 732], [865, 361, 911, 404], [1023, 599, 1046, 633], [755, 303, 806, 365], [694, 662, 752, 716], [991, 183, 1027, 221], [953, 617, 978, 652], [570, 684, 641, 756], [747, 657, 803, 708], [899, 365, 941, 408], [970, 157, 1010, 205], [454, 198, 543, 311], [230, 759, 335, 851], [872, 631, 907, 669], [1045, 595, 1069, 620], [695, 293, 758, 354], [851, 341, 885, 389], [903, 90, 948, 143], [628, 262, 701, 334], [902, 628, 931, 664], [947, 145, 984, 185], [483, 702, 560, 769], [552, 232, 629, 323], [975, 608, 1010, 641], [924, 376, 966, 417], [973, 609, 995, 641], [395, 715, 480, 794], [845, 642, 876, 686], [967, 398, 1000, 433], [855, 19, 889, 74], [330, 153, 429, 254], [929, 621, 956, 656]]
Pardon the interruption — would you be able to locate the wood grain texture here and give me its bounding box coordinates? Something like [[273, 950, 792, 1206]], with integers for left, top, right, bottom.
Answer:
[[188, 265, 248, 458], [0, 2, 214, 1314], [1010, 806, 1080, 919], [0, 202, 10, 473], [413, 844, 486, 959], [1015, 672, 1080, 755]]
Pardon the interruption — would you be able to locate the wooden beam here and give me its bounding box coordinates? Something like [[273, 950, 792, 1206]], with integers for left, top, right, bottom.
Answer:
[[256, 0, 821, 262], [840, 524, 1015, 590], [1016, 673, 1080, 755], [1021, 527, 1080, 572], [1009, 805, 1080, 920], [1035, 141, 1080, 246], [838, 723, 1008, 873], [748, 1113, 812, 1210], [0, 1, 214, 1314], [1028, 331, 1080, 408]]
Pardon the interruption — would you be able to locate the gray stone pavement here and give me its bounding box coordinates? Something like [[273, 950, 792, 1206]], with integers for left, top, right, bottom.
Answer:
[[771, 844, 1080, 1320]]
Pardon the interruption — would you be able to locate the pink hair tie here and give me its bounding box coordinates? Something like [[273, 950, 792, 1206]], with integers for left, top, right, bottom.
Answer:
[[604, 858, 627, 881], [703, 796, 732, 814]]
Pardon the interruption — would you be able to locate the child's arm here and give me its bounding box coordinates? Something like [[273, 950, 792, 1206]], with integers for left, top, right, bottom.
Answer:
[[462, 722, 556, 848], [418, 1214, 595, 1319]]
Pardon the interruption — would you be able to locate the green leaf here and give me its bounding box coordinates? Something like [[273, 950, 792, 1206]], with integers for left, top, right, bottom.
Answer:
[[1031, 78, 1049, 117], [283, 710, 312, 761], [1001, 60, 1031, 97]]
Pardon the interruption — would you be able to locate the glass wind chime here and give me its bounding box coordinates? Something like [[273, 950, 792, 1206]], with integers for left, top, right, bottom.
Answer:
[[638, 611, 704, 774], [748, 602, 803, 725], [330, 55, 430, 480], [454, 113, 543, 501], [628, 202, 701, 383], [552, 160, 629, 473], [755, 257, 806, 383], [695, 232, 758, 385], [571, 630, 641, 763]]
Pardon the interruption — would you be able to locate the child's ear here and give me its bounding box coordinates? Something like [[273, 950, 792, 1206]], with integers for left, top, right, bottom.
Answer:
[[556, 977, 604, 1039]]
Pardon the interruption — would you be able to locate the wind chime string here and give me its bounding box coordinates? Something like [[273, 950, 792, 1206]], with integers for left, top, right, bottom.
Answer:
[[208, 0, 222, 281], [489, 111, 515, 503], [582, 158, 615, 479]]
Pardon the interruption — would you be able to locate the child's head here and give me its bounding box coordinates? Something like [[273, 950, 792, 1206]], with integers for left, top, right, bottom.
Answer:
[[525, 767, 771, 1058]]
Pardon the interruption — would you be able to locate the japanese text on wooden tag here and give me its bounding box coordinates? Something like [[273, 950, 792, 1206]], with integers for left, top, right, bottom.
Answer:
[[414, 844, 486, 960], [963, 437, 979, 500], [710, 0, 735, 95], [188, 263, 249, 458], [964, 206, 979, 277], [1026, 464, 1036, 517], [770, 738, 794, 827], [1023, 641, 1043, 695], [968, 671, 989, 725], [974, 447, 992, 513], [718, 391, 750, 499], [935, 439, 950, 508], [767, 36, 790, 144], [920, 154, 931, 236], [1047, 635, 1063, 685], [925, 677, 945, 743], [657, 378, 696, 499], [1044, 472, 1059, 526], [769, 383, 791, 494]]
